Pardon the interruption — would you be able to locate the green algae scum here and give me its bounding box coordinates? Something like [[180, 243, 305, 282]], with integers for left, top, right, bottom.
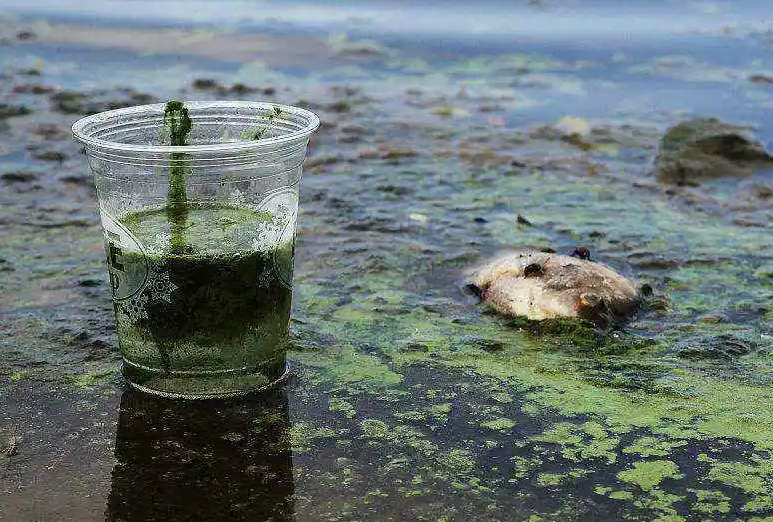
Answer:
[[113, 204, 294, 398], [9, 7, 772, 519]]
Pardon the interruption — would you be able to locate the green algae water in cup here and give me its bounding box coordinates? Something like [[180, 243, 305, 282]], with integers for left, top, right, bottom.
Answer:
[[72, 101, 320, 399]]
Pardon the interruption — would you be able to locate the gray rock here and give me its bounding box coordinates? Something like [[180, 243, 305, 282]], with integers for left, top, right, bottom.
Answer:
[[0, 104, 31, 119], [655, 117, 773, 184]]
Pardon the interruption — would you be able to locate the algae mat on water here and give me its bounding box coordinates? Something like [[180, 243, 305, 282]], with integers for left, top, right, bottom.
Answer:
[[3, 11, 773, 520], [285, 151, 773, 521]]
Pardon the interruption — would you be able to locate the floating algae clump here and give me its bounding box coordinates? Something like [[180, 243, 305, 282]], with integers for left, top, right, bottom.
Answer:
[[616, 460, 683, 491]]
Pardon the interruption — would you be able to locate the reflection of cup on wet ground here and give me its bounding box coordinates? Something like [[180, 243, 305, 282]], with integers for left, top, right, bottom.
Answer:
[[106, 388, 295, 522], [72, 101, 319, 398]]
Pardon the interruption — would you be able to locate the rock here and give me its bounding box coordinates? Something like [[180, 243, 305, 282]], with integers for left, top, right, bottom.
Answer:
[[531, 117, 598, 151], [381, 147, 418, 161], [555, 116, 592, 138], [33, 123, 70, 141], [32, 150, 68, 162], [76, 278, 103, 288], [697, 312, 727, 324], [192, 79, 272, 96], [749, 74, 773, 85], [60, 174, 93, 186], [192, 78, 219, 90], [675, 334, 755, 360], [12, 83, 55, 95], [230, 83, 257, 95], [0, 258, 14, 272], [51, 89, 156, 115], [569, 246, 591, 261], [330, 85, 361, 97], [51, 91, 95, 114], [467, 250, 640, 325], [655, 117, 773, 184], [1, 171, 37, 183], [0, 104, 31, 119], [327, 100, 351, 113], [326, 35, 393, 58], [375, 184, 412, 196], [755, 185, 773, 199]]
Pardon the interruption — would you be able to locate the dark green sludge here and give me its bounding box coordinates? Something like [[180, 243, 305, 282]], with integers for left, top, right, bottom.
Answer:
[[115, 205, 294, 397]]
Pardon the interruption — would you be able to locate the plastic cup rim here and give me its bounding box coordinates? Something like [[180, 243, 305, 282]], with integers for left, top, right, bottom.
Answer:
[[71, 100, 321, 154]]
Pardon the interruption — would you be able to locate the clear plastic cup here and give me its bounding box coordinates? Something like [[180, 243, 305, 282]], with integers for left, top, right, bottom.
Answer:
[[72, 101, 320, 399]]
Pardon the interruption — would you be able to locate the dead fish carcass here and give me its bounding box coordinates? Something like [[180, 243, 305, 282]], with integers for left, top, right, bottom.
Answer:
[[467, 250, 640, 325]]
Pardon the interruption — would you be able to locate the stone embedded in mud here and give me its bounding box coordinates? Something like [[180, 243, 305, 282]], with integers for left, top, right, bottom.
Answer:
[[1, 171, 37, 183], [0, 258, 14, 272], [555, 116, 592, 138], [33, 123, 71, 141], [51, 89, 156, 115], [192, 78, 219, 90], [655, 117, 773, 184], [0, 104, 31, 119], [468, 250, 640, 325], [697, 312, 727, 324], [32, 150, 68, 162], [190, 79, 265, 96], [11, 83, 54, 95], [749, 74, 773, 85]]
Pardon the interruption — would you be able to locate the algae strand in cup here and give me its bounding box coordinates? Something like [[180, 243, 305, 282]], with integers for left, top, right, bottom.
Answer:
[[245, 105, 282, 140], [154, 100, 191, 373], [162, 100, 192, 253]]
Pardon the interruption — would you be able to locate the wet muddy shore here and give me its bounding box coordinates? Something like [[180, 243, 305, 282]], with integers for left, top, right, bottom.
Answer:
[[2, 3, 773, 521]]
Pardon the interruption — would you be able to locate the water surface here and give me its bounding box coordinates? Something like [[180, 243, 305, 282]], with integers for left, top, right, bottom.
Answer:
[[1, 1, 773, 520]]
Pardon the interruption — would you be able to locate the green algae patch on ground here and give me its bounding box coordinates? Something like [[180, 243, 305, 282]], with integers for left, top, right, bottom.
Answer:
[[280, 169, 773, 519], [9, 370, 29, 381], [292, 345, 404, 390], [290, 421, 338, 452], [616, 461, 683, 491], [531, 421, 619, 465], [480, 417, 516, 431], [329, 396, 357, 419], [708, 459, 773, 511], [622, 437, 688, 458], [687, 489, 732, 515], [68, 368, 117, 389]]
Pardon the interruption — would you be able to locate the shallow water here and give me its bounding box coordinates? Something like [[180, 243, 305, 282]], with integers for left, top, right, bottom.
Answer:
[[1, 1, 773, 521]]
